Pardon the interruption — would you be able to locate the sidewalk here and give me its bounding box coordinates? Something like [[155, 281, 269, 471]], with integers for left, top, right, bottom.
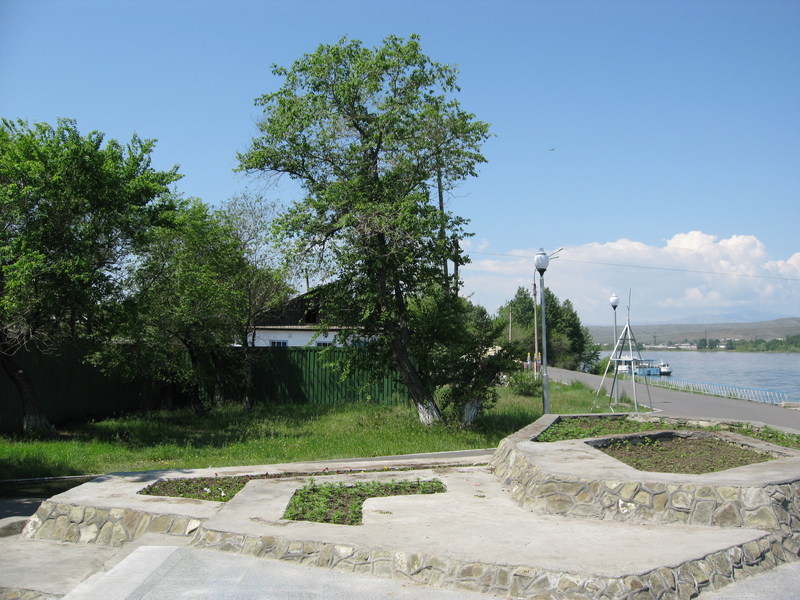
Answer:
[[3, 384, 800, 599], [549, 366, 800, 431], [1, 443, 798, 599]]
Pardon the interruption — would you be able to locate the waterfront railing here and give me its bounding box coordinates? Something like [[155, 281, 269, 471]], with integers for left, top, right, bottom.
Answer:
[[624, 376, 791, 405]]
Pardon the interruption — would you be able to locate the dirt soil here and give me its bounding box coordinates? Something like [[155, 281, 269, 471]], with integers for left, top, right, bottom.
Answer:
[[599, 436, 773, 474]]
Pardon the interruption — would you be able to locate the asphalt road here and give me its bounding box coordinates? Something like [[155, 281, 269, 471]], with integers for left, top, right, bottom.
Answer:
[[549, 367, 800, 431]]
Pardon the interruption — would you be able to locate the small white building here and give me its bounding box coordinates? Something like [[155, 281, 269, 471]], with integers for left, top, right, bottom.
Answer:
[[250, 325, 345, 348]]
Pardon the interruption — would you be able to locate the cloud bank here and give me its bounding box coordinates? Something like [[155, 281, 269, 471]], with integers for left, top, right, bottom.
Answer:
[[460, 231, 800, 325]]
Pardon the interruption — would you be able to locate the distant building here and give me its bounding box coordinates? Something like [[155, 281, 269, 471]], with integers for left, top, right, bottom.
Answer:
[[252, 287, 348, 347]]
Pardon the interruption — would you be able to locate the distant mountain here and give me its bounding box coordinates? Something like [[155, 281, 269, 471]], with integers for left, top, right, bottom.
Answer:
[[644, 310, 793, 325], [586, 317, 800, 345]]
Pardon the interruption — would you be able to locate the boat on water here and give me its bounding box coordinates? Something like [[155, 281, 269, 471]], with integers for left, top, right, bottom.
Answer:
[[615, 357, 672, 377]]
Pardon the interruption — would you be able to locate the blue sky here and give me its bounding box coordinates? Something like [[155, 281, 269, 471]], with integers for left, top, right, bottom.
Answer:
[[2, 0, 798, 325]]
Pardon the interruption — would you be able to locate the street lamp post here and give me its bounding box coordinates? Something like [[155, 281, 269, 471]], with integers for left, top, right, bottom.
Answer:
[[534, 249, 550, 414], [610, 292, 620, 404]]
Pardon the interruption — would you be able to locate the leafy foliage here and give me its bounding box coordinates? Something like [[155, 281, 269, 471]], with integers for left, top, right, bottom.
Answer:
[[410, 292, 520, 426], [507, 371, 543, 397], [237, 35, 490, 424], [725, 335, 800, 353], [283, 478, 446, 525], [0, 118, 180, 430], [496, 286, 536, 330], [0, 119, 180, 348], [92, 201, 244, 395], [497, 286, 599, 372]]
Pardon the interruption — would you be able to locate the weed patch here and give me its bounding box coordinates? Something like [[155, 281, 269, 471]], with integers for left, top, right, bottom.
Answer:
[[599, 436, 773, 474], [535, 416, 800, 450], [282, 478, 446, 525], [139, 465, 456, 503]]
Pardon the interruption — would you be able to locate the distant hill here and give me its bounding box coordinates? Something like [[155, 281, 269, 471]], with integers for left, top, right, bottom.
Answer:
[[586, 317, 800, 346]]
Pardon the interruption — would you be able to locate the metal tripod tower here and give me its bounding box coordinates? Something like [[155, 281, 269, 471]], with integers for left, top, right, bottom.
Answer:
[[593, 296, 653, 413]]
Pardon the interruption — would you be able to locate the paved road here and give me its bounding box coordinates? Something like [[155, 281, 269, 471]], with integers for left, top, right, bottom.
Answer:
[[550, 367, 800, 431]]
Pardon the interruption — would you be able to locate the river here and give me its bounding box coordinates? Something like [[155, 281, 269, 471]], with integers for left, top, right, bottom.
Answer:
[[604, 351, 800, 401]]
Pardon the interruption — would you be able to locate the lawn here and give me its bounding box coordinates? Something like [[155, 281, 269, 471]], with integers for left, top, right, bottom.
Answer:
[[0, 380, 615, 480]]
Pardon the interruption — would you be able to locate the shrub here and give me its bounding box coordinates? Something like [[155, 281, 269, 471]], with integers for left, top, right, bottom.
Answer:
[[507, 371, 542, 397]]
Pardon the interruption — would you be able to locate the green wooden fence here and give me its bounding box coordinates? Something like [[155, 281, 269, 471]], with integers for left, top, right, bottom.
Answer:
[[0, 346, 143, 433], [248, 347, 409, 405], [1, 346, 409, 432]]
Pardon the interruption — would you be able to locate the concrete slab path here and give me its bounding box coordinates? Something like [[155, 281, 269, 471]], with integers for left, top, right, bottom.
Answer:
[[4, 375, 800, 599]]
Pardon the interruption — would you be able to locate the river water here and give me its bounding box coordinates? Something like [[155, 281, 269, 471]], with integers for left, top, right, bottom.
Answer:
[[606, 351, 800, 401]]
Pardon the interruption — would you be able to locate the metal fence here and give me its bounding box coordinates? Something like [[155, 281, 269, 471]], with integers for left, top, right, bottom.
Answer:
[[248, 347, 409, 406], [630, 375, 791, 406], [1, 346, 409, 433], [0, 345, 143, 433]]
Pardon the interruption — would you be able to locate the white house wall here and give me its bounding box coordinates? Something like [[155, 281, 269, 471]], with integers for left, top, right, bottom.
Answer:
[[251, 329, 339, 347]]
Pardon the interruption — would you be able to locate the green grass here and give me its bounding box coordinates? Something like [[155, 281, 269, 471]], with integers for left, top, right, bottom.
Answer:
[[282, 478, 446, 525], [0, 380, 612, 480], [536, 415, 800, 451]]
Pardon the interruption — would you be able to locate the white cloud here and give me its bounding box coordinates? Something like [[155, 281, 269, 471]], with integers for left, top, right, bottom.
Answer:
[[460, 231, 800, 325]]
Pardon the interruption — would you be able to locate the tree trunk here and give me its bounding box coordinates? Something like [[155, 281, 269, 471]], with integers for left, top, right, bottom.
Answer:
[[183, 342, 208, 416], [375, 230, 443, 426], [437, 170, 449, 286], [241, 345, 253, 412], [390, 338, 442, 425], [460, 397, 482, 428], [452, 237, 460, 293], [0, 350, 54, 434]]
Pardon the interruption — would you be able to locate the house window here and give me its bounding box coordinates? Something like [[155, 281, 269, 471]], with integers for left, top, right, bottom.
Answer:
[[315, 342, 332, 347], [270, 340, 288, 347]]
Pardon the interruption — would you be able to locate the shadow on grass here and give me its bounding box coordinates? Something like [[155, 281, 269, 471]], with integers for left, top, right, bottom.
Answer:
[[61, 402, 344, 451], [473, 408, 540, 438], [0, 454, 83, 483]]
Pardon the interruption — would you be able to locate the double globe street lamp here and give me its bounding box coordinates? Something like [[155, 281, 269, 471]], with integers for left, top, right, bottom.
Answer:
[[610, 292, 620, 404], [534, 248, 550, 414]]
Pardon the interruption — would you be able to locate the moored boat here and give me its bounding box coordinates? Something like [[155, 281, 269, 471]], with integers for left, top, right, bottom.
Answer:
[[615, 357, 671, 377]]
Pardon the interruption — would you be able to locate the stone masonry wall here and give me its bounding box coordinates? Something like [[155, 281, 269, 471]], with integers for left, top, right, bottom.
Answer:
[[191, 524, 784, 600], [15, 494, 792, 600], [21, 500, 202, 546], [0, 589, 59, 600], [494, 438, 800, 535], [490, 417, 800, 565]]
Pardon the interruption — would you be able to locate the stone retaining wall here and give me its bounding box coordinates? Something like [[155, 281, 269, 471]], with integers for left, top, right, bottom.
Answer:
[[490, 414, 800, 564], [22, 500, 202, 546], [191, 524, 783, 600], [16, 499, 790, 600], [0, 588, 59, 600], [493, 438, 800, 537]]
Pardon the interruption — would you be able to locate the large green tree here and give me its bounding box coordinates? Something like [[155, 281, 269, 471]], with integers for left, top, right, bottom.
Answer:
[[497, 285, 536, 334], [542, 289, 599, 371], [498, 286, 599, 372], [89, 200, 255, 412], [409, 291, 519, 427], [0, 118, 179, 432], [237, 35, 490, 424]]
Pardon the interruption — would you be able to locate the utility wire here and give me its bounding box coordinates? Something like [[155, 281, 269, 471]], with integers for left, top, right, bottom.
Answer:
[[466, 251, 800, 282]]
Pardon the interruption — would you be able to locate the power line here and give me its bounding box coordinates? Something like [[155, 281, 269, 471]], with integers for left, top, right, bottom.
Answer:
[[466, 251, 800, 282]]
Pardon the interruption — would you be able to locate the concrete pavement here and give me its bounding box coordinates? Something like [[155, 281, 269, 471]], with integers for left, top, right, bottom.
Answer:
[[3, 381, 800, 599]]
